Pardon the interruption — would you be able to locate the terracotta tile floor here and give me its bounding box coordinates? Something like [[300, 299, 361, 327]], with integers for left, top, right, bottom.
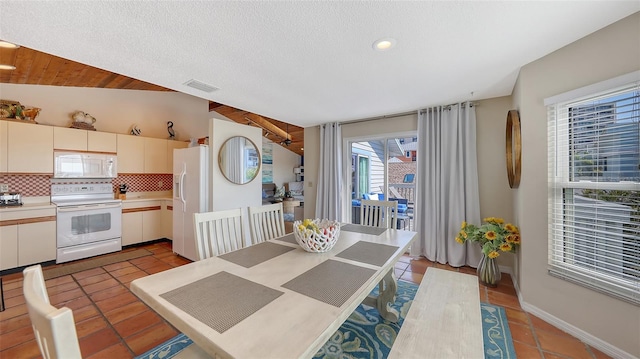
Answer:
[[0, 240, 612, 358]]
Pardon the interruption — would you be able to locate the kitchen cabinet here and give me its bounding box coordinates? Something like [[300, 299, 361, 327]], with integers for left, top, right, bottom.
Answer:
[[0, 120, 7, 172], [88, 131, 117, 153], [117, 134, 145, 173], [167, 140, 189, 172], [18, 221, 57, 266], [122, 200, 167, 246], [0, 206, 57, 270], [142, 208, 163, 242], [7, 121, 54, 173], [54, 127, 87, 151], [144, 137, 168, 173], [162, 200, 173, 240], [0, 225, 18, 270], [122, 211, 143, 246]]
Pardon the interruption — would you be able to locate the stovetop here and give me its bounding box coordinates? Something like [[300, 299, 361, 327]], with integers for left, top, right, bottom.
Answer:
[[0, 199, 23, 207]]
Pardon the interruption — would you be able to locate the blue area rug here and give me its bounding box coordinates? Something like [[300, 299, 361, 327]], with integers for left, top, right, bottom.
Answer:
[[136, 281, 516, 359]]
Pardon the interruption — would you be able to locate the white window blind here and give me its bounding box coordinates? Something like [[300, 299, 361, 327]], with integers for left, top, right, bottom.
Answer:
[[547, 75, 640, 305]]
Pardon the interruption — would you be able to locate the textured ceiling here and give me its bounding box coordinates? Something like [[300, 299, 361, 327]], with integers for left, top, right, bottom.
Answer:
[[0, 1, 638, 128]]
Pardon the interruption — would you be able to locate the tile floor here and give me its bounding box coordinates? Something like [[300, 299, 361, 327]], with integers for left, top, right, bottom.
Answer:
[[0, 240, 612, 359]]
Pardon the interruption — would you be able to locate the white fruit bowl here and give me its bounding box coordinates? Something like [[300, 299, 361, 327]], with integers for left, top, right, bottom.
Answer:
[[293, 219, 340, 253]]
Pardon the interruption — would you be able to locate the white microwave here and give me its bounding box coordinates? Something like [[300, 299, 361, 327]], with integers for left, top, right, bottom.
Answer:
[[54, 152, 118, 178]]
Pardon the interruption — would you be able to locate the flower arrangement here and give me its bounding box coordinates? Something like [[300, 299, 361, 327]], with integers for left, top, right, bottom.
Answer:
[[456, 217, 521, 258]]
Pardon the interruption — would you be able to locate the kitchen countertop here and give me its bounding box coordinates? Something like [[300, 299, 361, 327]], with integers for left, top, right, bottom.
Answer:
[[0, 202, 55, 212]]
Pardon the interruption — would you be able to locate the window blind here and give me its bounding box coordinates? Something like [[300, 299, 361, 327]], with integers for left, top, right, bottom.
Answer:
[[547, 79, 640, 306]]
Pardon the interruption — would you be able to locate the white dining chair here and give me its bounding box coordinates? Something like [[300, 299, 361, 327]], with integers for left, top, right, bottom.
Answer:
[[23, 264, 82, 359], [193, 208, 246, 259], [360, 199, 398, 229], [248, 203, 286, 244]]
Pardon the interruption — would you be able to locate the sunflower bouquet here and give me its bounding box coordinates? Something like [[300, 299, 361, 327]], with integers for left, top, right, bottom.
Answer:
[[455, 217, 521, 259]]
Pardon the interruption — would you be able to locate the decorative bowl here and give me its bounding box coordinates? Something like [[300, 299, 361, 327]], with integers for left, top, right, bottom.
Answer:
[[293, 219, 340, 253]]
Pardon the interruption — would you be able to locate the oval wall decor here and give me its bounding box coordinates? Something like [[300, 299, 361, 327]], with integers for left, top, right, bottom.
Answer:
[[505, 110, 522, 188]]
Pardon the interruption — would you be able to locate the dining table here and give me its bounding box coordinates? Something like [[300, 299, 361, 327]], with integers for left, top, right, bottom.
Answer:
[[130, 224, 417, 359]]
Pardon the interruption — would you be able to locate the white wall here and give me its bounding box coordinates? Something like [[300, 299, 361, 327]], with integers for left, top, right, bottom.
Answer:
[[0, 84, 211, 140], [263, 138, 301, 187], [513, 12, 639, 358], [208, 118, 262, 213], [475, 96, 515, 270]]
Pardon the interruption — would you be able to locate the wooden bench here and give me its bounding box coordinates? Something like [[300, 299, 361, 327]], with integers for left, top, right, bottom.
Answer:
[[388, 268, 484, 358]]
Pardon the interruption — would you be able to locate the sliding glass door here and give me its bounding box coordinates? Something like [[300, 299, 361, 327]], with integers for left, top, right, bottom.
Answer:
[[348, 134, 417, 229]]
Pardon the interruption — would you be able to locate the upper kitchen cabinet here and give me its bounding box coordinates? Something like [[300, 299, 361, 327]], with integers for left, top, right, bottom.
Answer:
[[0, 121, 7, 172], [167, 140, 189, 172], [54, 127, 87, 151], [144, 137, 168, 173], [117, 134, 145, 173], [87, 131, 117, 153], [7, 121, 54, 173]]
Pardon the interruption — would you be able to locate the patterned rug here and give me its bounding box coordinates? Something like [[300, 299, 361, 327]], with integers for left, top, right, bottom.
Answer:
[[136, 281, 516, 359]]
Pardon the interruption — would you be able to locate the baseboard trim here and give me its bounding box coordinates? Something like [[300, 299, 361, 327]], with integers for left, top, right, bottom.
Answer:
[[501, 263, 635, 359]]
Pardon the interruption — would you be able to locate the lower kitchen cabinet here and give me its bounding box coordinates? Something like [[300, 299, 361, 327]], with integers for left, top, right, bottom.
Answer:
[[18, 221, 57, 266], [122, 211, 143, 246], [162, 200, 173, 240], [122, 200, 167, 246], [142, 209, 163, 242], [0, 225, 18, 270], [0, 207, 57, 271]]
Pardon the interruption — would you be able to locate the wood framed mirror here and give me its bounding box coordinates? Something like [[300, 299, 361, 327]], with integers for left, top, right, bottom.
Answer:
[[218, 136, 261, 185], [505, 110, 522, 188]]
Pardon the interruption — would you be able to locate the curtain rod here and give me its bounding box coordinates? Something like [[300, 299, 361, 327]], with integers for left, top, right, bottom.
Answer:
[[338, 101, 478, 126], [339, 110, 418, 126], [419, 101, 477, 114]]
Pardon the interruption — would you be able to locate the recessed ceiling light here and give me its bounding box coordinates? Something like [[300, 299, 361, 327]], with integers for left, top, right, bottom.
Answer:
[[0, 64, 16, 70], [373, 38, 396, 51], [0, 41, 19, 49]]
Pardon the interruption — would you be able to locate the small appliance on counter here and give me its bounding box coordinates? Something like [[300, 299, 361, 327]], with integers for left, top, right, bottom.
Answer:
[[0, 192, 23, 207]]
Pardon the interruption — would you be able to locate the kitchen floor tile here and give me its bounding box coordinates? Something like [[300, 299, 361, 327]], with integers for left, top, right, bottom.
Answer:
[[86, 342, 133, 359], [78, 327, 121, 358], [113, 310, 162, 339], [123, 321, 179, 356], [536, 330, 593, 359]]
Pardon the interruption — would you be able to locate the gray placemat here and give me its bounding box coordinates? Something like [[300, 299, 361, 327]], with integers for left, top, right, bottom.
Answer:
[[219, 241, 295, 268], [341, 224, 388, 236], [276, 233, 297, 244], [282, 260, 376, 307], [335, 241, 400, 266], [160, 271, 283, 333]]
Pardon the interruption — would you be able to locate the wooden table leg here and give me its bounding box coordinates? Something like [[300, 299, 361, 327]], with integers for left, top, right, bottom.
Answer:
[[363, 268, 399, 322]]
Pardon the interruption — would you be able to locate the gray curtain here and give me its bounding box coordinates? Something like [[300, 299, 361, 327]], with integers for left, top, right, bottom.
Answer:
[[411, 103, 481, 267], [315, 123, 343, 221]]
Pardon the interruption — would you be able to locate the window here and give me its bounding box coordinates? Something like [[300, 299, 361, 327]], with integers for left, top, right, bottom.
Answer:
[[546, 72, 640, 305]]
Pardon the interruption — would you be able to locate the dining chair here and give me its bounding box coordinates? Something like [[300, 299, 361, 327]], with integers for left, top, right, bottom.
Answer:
[[23, 264, 82, 359], [360, 199, 398, 229], [193, 208, 246, 259], [248, 202, 286, 244]]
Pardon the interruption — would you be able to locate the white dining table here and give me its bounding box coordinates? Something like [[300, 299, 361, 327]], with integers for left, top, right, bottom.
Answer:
[[131, 225, 417, 359]]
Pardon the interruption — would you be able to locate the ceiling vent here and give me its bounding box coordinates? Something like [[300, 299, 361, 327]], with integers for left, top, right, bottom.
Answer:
[[184, 79, 219, 93]]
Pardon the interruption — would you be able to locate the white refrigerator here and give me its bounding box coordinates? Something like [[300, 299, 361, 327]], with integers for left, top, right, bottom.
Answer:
[[173, 145, 209, 261]]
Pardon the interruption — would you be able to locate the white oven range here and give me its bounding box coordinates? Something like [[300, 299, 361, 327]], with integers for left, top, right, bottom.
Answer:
[[51, 183, 122, 264]]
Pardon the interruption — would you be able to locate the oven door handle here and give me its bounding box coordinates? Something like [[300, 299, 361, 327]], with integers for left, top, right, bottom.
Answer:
[[57, 203, 122, 212]]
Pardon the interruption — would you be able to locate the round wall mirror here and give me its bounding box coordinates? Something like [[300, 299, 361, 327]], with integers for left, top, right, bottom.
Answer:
[[218, 136, 261, 185]]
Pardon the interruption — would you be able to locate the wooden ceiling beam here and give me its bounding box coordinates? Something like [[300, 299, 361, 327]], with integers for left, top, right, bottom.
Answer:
[[245, 113, 291, 141]]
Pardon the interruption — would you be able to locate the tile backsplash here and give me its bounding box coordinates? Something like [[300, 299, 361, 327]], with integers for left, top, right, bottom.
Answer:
[[0, 174, 173, 197]]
